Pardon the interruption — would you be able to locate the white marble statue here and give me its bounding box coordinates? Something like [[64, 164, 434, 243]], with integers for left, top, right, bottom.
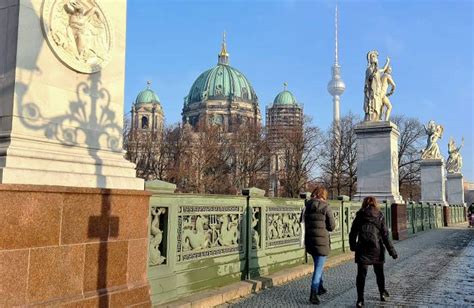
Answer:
[[421, 120, 444, 160], [364, 50, 390, 122], [379, 66, 396, 121], [446, 137, 464, 173]]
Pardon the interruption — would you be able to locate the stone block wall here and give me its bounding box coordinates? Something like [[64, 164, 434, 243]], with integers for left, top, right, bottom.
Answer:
[[0, 184, 151, 306]]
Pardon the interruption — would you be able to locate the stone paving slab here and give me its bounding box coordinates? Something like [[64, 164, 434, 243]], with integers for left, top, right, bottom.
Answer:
[[231, 224, 473, 307], [155, 250, 354, 307]]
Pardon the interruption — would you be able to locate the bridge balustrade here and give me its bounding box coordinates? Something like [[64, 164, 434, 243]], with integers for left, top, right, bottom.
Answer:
[[406, 202, 446, 235], [146, 182, 467, 306]]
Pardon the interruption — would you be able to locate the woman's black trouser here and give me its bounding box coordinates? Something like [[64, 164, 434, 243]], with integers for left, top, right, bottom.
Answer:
[[356, 263, 385, 301]]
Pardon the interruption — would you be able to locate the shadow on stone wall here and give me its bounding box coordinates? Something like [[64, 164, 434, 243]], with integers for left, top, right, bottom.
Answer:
[[9, 2, 123, 304], [15, 71, 121, 188]]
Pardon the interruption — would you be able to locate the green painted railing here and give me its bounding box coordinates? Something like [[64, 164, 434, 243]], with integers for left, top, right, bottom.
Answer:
[[406, 202, 443, 234], [146, 182, 365, 305], [147, 183, 311, 305], [146, 180, 466, 306], [448, 204, 466, 225], [406, 202, 467, 234]]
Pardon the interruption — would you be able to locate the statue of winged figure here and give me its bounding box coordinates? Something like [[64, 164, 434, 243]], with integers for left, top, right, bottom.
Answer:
[[50, 0, 109, 65], [446, 137, 464, 173], [421, 120, 444, 160]]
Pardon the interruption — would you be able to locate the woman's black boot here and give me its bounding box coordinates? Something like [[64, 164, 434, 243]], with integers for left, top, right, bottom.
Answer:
[[380, 290, 390, 301], [356, 299, 364, 307], [310, 288, 320, 304], [318, 286, 327, 295]]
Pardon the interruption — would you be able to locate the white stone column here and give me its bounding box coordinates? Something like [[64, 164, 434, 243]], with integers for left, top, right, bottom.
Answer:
[[420, 159, 448, 206], [446, 173, 465, 204], [0, 0, 143, 189], [354, 121, 403, 203]]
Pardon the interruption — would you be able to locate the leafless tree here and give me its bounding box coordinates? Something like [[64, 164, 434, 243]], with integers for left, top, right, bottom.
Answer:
[[392, 115, 425, 201], [319, 113, 359, 199], [229, 123, 270, 191], [278, 117, 324, 198], [340, 114, 359, 198]]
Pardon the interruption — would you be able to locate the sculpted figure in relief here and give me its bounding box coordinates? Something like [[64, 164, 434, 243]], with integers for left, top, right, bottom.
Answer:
[[446, 137, 464, 173], [379, 66, 396, 121], [217, 215, 239, 246], [251, 208, 260, 248], [149, 208, 166, 265], [421, 120, 444, 160], [45, 0, 111, 72], [364, 50, 390, 121], [182, 215, 211, 251]]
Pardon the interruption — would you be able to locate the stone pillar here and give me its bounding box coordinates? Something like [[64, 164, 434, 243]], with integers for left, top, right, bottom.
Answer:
[[354, 121, 403, 203], [420, 159, 448, 206], [0, 1, 150, 306], [443, 206, 450, 227], [391, 203, 408, 240], [446, 173, 465, 204], [0, 0, 142, 189]]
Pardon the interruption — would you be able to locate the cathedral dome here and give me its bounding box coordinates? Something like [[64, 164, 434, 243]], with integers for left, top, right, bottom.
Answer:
[[185, 64, 258, 105], [273, 84, 298, 106], [185, 33, 257, 106], [135, 82, 160, 106]]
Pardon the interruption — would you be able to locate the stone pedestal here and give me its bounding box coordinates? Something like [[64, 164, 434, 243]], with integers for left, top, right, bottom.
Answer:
[[0, 184, 151, 306], [420, 159, 448, 206], [446, 173, 465, 204], [0, 0, 142, 189], [354, 121, 403, 203]]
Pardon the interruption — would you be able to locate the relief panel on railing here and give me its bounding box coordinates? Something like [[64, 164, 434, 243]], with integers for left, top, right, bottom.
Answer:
[[332, 209, 341, 233], [176, 205, 244, 262], [266, 206, 301, 248], [150, 207, 167, 266], [252, 207, 261, 249]]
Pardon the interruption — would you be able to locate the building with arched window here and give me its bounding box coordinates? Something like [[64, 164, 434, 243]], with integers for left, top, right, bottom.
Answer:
[[182, 34, 261, 132], [266, 84, 304, 197], [131, 81, 164, 136], [128, 82, 165, 180]]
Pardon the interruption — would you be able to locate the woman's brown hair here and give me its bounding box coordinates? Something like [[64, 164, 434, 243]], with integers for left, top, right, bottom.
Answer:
[[361, 196, 380, 211], [311, 186, 328, 200]]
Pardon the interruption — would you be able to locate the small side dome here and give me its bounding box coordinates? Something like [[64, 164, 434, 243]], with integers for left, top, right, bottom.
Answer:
[[273, 83, 298, 106], [135, 81, 160, 106]]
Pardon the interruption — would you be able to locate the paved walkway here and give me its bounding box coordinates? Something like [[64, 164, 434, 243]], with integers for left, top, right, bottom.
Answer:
[[230, 225, 473, 307]]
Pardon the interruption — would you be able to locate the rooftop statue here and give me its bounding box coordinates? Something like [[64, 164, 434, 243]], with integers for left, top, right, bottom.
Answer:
[[421, 120, 444, 160], [364, 50, 391, 122], [446, 137, 464, 173]]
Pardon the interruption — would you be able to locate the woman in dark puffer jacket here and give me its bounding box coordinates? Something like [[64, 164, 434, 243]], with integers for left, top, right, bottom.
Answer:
[[349, 196, 398, 307], [303, 186, 336, 305]]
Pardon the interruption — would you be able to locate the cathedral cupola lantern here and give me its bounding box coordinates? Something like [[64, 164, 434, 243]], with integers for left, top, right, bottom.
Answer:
[[218, 31, 229, 65]]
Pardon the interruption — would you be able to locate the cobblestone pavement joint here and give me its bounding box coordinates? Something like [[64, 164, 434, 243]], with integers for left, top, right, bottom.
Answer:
[[229, 224, 473, 308]]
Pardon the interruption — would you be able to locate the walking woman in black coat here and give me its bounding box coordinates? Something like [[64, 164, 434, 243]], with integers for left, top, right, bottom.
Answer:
[[303, 186, 336, 305], [349, 196, 398, 307]]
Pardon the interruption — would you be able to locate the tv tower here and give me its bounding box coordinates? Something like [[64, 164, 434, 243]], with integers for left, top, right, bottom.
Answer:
[[327, 5, 345, 132]]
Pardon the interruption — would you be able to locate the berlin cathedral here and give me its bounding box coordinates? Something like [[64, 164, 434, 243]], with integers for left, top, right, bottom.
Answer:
[[129, 35, 304, 197]]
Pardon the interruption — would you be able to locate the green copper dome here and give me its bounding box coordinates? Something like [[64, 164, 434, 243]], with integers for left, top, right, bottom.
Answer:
[[185, 64, 258, 105], [273, 88, 298, 106], [135, 83, 160, 106]]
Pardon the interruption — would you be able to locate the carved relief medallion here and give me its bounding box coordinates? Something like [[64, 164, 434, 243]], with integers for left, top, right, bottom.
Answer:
[[41, 0, 114, 73]]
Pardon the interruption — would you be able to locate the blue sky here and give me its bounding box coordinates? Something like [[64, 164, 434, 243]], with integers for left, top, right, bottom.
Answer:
[[124, 0, 473, 181]]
